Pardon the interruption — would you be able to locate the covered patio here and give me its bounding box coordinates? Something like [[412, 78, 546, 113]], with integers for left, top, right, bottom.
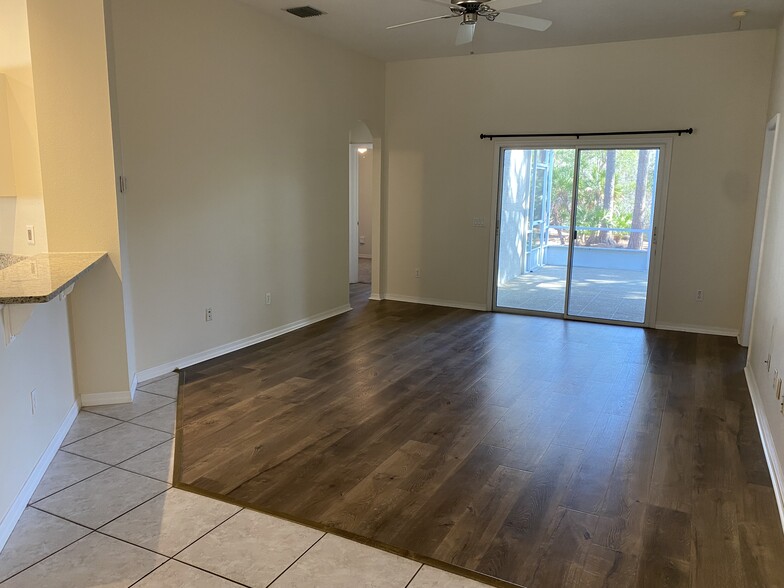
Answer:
[[496, 265, 648, 322]]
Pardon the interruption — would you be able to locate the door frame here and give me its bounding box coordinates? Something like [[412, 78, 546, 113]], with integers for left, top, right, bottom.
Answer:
[[741, 114, 779, 346], [487, 136, 673, 328], [349, 143, 372, 284]]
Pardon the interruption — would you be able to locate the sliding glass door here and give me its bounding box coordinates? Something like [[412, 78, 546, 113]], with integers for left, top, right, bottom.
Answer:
[[494, 144, 665, 326]]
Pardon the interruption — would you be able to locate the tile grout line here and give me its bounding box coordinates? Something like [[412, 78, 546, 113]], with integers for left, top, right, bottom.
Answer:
[[30, 483, 171, 539], [81, 396, 176, 425], [124, 419, 177, 436], [127, 555, 252, 588], [136, 387, 178, 400], [403, 563, 425, 588], [169, 508, 245, 561], [60, 420, 126, 449], [59, 436, 174, 477], [266, 532, 327, 587], [28, 464, 112, 505], [0, 527, 95, 585], [93, 485, 174, 535], [125, 556, 172, 588], [164, 511, 256, 588], [109, 460, 174, 487]]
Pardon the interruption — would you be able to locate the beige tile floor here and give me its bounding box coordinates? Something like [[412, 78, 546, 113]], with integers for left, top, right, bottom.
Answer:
[[0, 372, 492, 588]]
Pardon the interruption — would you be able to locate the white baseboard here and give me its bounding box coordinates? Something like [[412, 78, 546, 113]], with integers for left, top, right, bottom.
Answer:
[[368, 293, 382, 301], [135, 304, 353, 383], [745, 366, 784, 534], [79, 373, 137, 407], [655, 322, 739, 337], [383, 293, 487, 312], [80, 389, 133, 407], [0, 401, 79, 552]]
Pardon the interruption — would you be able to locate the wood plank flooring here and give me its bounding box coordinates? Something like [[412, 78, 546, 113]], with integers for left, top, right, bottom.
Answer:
[[175, 284, 784, 587]]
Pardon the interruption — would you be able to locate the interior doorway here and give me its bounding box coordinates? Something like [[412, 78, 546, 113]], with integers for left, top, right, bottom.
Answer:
[[349, 143, 373, 285], [493, 141, 670, 327]]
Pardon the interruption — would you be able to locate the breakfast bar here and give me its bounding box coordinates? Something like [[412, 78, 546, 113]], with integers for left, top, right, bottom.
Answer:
[[0, 252, 106, 343]]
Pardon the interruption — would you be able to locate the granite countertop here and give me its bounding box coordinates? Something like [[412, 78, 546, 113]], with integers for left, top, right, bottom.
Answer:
[[0, 253, 27, 271], [0, 252, 107, 304]]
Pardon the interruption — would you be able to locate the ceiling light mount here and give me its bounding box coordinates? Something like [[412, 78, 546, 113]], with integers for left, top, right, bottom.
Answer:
[[731, 9, 749, 30]]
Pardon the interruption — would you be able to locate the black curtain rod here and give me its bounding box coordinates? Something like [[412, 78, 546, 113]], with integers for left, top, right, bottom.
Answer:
[[479, 128, 694, 140]]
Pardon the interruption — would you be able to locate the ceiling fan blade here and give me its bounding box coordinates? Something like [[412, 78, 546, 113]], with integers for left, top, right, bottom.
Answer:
[[387, 14, 456, 30], [490, 0, 543, 9], [494, 11, 552, 31], [455, 22, 476, 45]]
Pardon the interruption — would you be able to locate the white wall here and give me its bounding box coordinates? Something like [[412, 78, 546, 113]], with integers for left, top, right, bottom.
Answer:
[[0, 0, 47, 256], [0, 297, 76, 534], [748, 17, 784, 520], [384, 31, 775, 331], [358, 148, 373, 258], [107, 0, 385, 373], [0, 0, 75, 545]]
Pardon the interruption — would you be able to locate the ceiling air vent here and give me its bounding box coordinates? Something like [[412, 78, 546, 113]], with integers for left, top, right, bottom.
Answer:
[[284, 6, 325, 18]]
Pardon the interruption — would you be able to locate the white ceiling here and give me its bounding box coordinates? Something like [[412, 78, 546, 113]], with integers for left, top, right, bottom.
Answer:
[[240, 0, 783, 62]]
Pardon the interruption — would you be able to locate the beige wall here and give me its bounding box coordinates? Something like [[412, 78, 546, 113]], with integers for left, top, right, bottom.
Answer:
[[384, 31, 775, 329], [748, 18, 784, 509], [27, 0, 133, 396], [0, 77, 15, 198], [0, 297, 76, 525], [0, 0, 47, 255], [108, 0, 385, 373]]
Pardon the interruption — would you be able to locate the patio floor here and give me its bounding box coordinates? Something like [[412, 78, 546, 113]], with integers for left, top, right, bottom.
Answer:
[[497, 265, 649, 323]]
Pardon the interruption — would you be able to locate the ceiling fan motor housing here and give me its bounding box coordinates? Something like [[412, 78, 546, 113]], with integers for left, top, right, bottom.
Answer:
[[451, 0, 492, 7], [451, 0, 500, 21]]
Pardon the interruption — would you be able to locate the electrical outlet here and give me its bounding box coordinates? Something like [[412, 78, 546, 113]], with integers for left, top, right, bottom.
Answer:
[[31, 389, 37, 415], [696, 290, 704, 302], [359, 236, 365, 245], [25, 225, 35, 245], [415, 268, 421, 278], [265, 292, 271, 305], [205, 307, 213, 322], [472, 217, 486, 227]]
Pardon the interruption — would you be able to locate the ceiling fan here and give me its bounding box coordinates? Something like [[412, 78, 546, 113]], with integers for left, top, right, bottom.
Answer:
[[387, 0, 552, 46]]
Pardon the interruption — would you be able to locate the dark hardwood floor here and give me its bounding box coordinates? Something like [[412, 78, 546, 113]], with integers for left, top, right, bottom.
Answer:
[[175, 284, 784, 587]]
